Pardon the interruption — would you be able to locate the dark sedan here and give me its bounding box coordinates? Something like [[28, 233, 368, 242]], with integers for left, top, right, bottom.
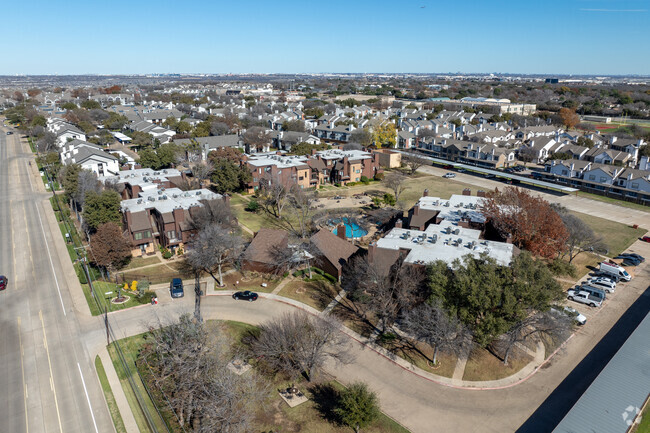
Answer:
[[0, 275, 7, 290], [232, 290, 258, 301]]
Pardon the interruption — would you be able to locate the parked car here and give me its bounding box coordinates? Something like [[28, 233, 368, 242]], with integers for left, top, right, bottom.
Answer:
[[552, 306, 587, 325], [616, 253, 644, 262], [641, 236, 650, 243], [0, 275, 7, 290], [567, 289, 602, 307], [457, 168, 467, 173], [593, 272, 620, 283], [615, 254, 642, 265], [169, 278, 184, 298], [232, 290, 258, 301], [484, 173, 496, 179], [443, 172, 456, 178], [441, 164, 453, 169], [6, 131, 13, 135], [584, 278, 615, 293]]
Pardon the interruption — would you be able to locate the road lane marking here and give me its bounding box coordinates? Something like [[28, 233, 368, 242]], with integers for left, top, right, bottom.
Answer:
[[28, 163, 66, 316], [22, 202, 36, 283], [77, 363, 99, 433], [17, 317, 29, 433], [39, 310, 63, 433]]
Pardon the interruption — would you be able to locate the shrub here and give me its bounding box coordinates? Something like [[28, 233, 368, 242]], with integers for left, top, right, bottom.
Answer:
[[373, 172, 384, 181], [245, 199, 260, 213], [548, 258, 577, 278], [383, 193, 396, 206], [75, 263, 87, 284], [360, 175, 370, 185], [162, 250, 173, 260]]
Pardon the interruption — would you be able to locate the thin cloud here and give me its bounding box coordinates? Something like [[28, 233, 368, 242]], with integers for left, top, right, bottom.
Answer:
[[579, 8, 647, 11]]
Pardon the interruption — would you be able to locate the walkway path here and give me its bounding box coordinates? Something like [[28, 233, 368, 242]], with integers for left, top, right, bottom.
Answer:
[[97, 347, 139, 433]]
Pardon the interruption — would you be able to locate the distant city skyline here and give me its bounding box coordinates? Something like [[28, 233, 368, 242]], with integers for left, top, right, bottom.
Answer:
[[4, 0, 649, 76]]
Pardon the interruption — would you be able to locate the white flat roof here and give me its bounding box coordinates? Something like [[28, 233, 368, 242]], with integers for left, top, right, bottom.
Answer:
[[99, 168, 182, 186], [315, 149, 372, 161], [246, 154, 309, 168], [377, 225, 514, 267], [417, 195, 486, 224], [121, 188, 221, 214]]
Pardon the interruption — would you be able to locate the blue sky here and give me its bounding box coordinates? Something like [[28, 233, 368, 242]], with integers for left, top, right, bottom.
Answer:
[[3, 0, 649, 75]]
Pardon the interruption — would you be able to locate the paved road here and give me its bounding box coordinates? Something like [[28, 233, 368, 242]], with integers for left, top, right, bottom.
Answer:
[[417, 165, 650, 227], [0, 129, 113, 433]]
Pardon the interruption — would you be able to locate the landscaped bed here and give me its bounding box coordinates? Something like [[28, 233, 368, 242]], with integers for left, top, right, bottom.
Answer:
[[213, 270, 281, 293]]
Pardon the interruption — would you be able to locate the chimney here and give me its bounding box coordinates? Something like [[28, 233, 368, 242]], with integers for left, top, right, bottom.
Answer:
[[477, 190, 486, 197], [423, 189, 429, 197], [413, 205, 420, 216], [462, 188, 471, 196], [336, 224, 347, 240], [395, 219, 403, 228], [368, 243, 377, 264]]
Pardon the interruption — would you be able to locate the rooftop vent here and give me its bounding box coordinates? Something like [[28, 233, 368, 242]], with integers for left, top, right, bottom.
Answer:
[[137, 199, 143, 204]]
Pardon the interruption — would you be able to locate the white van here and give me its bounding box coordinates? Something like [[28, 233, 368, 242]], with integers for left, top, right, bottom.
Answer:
[[599, 262, 631, 282]]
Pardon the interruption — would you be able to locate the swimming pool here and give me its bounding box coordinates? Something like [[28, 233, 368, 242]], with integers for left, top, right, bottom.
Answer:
[[331, 217, 368, 238]]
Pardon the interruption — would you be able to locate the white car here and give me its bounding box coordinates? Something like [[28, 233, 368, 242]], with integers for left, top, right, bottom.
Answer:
[[587, 277, 616, 293], [443, 172, 456, 178], [562, 306, 587, 325]]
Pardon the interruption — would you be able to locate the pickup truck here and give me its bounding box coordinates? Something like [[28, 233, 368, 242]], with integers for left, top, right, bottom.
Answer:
[[567, 289, 602, 308]]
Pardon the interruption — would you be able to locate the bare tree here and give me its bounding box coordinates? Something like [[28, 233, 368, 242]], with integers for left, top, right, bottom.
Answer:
[[402, 152, 428, 175], [258, 174, 292, 219], [402, 301, 472, 365], [186, 199, 236, 232], [344, 256, 427, 333], [74, 169, 102, 210], [269, 185, 316, 239], [249, 312, 351, 381], [210, 121, 229, 136], [142, 314, 266, 432], [499, 310, 573, 365], [558, 212, 607, 262], [189, 160, 214, 188], [517, 145, 538, 165], [242, 126, 270, 153], [36, 131, 57, 153], [185, 224, 244, 287], [384, 172, 408, 202]]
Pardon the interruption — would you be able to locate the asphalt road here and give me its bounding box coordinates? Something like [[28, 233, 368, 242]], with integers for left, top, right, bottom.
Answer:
[[0, 128, 113, 433]]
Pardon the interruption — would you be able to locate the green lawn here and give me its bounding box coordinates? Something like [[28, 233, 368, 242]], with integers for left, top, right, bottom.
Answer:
[[107, 336, 167, 433], [117, 261, 189, 285], [634, 403, 650, 433], [95, 355, 127, 433], [82, 280, 156, 316], [123, 255, 161, 270], [576, 190, 650, 213], [462, 345, 532, 381], [571, 211, 647, 257], [279, 279, 340, 311]]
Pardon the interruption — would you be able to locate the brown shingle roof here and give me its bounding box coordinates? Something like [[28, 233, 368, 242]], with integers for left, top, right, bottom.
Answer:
[[310, 229, 358, 272], [242, 228, 289, 265], [130, 211, 151, 232]]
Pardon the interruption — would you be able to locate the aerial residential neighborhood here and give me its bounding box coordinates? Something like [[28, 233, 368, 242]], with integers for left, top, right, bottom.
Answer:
[[1, 2, 649, 433]]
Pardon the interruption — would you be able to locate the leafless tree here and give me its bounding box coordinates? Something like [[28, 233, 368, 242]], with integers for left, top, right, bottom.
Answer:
[[249, 312, 351, 381], [499, 310, 573, 365], [343, 142, 363, 151], [74, 169, 101, 209], [142, 314, 267, 432], [258, 174, 292, 219], [401, 300, 472, 365], [343, 256, 427, 333], [186, 199, 235, 232], [517, 145, 538, 165], [402, 152, 428, 175], [36, 131, 57, 153], [242, 126, 270, 152], [185, 224, 244, 287], [210, 121, 229, 136], [384, 172, 408, 202], [189, 160, 214, 187], [558, 212, 607, 262], [273, 185, 316, 239]]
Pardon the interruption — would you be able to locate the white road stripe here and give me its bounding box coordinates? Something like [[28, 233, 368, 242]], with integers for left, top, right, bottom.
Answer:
[[77, 363, 99, 433]]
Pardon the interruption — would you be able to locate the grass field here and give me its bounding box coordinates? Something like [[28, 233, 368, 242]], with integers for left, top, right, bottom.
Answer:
[[81, 280, 155, 316], [575, 190, 650, 213], [571, 211, 647, 257], [279, 279, 340, 310], [633, 402, 650, 433], [95, 355, 127, 433], [462, 345, 532, 381], [123, 255, 161, 270]]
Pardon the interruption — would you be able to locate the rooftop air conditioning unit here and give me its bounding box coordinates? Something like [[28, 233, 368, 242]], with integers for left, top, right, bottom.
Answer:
[[137, 199, 143, 204], [196, 191, 201, 195], [158, 190, 162, 195], [454, 229, 460, 235]]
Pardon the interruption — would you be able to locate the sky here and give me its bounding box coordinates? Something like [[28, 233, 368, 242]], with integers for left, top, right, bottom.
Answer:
[[3, 0, 649, 75]]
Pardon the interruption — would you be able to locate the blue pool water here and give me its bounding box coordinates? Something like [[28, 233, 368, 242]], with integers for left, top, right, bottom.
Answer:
[[331, 217, 368, 238]]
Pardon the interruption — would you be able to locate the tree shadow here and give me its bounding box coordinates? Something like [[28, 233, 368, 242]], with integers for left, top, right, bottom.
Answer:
[[309, 383, 341, 425]]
